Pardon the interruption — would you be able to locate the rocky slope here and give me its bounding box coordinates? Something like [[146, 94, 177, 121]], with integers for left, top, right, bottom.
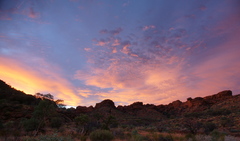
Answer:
[[1, 79, 240, 135]]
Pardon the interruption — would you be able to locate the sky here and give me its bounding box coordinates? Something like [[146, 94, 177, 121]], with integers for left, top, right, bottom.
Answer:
[[0, 0, 240, 107]]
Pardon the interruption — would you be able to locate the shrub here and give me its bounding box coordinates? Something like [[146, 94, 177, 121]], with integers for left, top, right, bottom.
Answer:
[[38, 133, 74, 141], [22, 136, 38, 141], [74, 114, 90, 134], [220, 117, 234, 127], [50, 117, 63, 128], [22, 118, 40, 132], [0, 120, 3, 129], [184, 112, 203, 118], [90, 129, 114, 141], [130, 129, 148, 141], [112, 128, 125, 139], [206, 109, 231, 116], [183, 119, 202, 134], [185, 133, 196, 141], [158, 134, 174, 141], [204, 122, 216, 134], [79, 135, 87, 141], [210, 130, 225, 141]]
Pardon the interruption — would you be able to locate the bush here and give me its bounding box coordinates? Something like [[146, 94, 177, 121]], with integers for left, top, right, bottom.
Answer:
[[159, 134, 174, 141], [210, 130, 225, 141], [204, 122, 216, 134], [130, 129, 149, 141], [220, 117, 234, 127], [185, 134, 196, 141], [50, 117, 63, 128], [112, 128, 125, 139], [90, 129, 114, 141], [206, 109, 231, 116], [0, 120, 3, 129], [184, 112, 203, 118], [38, 133, 74, 141], [22, 118, 40, 132]]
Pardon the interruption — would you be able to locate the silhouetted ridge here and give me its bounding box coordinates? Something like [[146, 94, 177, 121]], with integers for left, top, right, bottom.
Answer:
[[95, 99, 116, 109], [0, 79, 40, 105], [1, 78, 240, 137]]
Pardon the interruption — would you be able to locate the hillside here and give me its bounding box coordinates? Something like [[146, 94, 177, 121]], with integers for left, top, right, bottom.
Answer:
[[0, 79, 240, 140]]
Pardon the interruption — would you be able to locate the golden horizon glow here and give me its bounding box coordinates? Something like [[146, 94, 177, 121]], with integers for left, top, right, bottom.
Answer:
[[0, 57, 81, 106]]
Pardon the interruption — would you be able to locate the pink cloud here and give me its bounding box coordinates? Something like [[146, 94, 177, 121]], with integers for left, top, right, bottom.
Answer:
[[112, 47, 117, 53], [28, 7, 39, 19], [84, 48, 92, 52], [75, 29, 240, 106], [142, 25, 156, 31], [95, 40, 109, 46], [112, 39, 120, 46], [74, 57, 189, 105]]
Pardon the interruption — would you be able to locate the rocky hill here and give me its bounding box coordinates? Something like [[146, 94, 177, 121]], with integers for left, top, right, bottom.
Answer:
[[0, 79, 240, 136]]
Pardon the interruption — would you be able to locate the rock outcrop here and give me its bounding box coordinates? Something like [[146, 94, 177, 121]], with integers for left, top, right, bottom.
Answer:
[[95, 99, 116, 109], [76, 106, 94, 113], [204, 90, 232, 101]]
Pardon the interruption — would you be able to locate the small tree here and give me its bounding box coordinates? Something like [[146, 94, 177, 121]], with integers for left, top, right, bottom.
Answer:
[[102, 115, 118, 130], [204, 122, 216, 134], [22, 118, 40, 132], [32, 100, 57, 136], [74, 114, 90, 134], [50, 117, 63, 128], [35, 93, 54, 101], [55, 99, 66, 108], [183, 119, 202, 134]]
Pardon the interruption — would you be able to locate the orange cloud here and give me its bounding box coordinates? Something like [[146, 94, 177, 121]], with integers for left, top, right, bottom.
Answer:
[[112, 39, 120, 46], [75, 59, 187, 105], [76, 32, 240, 106], [95, 40, 109, 46], [0, 57, 81, 106]]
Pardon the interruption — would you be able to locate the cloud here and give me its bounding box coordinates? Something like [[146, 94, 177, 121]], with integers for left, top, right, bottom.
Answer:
[[142, 25, 155, 31], [111, 27, 123, 35], [28, 7, 39, 19], [199, 5, 207, 11], [74, 59, 188, 105], [0, 12, 11, 20], [0, 57, 81, 106], [186, 31, 240, 95], [74, 8, 240, 106], [84, 48, 91, 52], [99, 27, 123, 36], [94, 39, 109, 46], [112, 39, 120, 46]]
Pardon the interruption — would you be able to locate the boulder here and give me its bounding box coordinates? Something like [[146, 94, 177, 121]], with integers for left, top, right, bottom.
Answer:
[[169, 100, 182, 108], [95, 99, 116, 109]]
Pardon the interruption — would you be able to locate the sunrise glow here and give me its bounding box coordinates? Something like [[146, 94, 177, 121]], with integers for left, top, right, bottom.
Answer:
[[0, 0, 240, 106]]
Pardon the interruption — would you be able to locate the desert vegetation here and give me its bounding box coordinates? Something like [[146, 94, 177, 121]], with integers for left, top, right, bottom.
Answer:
[[0, 79, 240, 141]]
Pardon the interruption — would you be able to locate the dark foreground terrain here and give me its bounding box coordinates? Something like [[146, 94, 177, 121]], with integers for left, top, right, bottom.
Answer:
[[0, 79, 240, 141]]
